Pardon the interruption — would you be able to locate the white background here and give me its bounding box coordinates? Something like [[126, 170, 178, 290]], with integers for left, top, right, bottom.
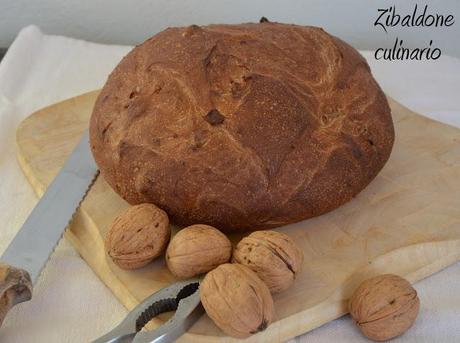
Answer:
[[0, 0, 459, 57]]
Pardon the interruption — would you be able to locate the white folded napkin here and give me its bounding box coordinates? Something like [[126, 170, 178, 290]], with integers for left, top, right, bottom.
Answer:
[[0, 25, 459, 343]]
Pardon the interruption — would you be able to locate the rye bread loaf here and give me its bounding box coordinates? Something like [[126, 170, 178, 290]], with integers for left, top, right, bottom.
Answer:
[[89, 22, 394, 231]]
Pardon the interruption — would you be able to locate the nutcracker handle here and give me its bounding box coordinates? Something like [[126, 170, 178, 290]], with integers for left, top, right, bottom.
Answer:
[[0, 262, 32, 327]]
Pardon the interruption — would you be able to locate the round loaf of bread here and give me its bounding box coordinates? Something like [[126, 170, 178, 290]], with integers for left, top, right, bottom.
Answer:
[[90, 22, 394, 231]]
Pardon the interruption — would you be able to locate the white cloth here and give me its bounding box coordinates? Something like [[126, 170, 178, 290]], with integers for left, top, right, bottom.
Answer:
[[0, 26, 459, 343]]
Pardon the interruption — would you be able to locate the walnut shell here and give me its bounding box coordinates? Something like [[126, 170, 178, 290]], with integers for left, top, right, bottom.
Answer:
[[105, 203, 170, 269], [200, 263, 275, 338], [349, 274, 420, 341], [232, 230, 303, 293], [166, 224, 231, 278]]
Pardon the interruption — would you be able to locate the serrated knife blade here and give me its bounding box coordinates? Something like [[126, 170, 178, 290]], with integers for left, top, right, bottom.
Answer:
[[1, 129, 98, 284]]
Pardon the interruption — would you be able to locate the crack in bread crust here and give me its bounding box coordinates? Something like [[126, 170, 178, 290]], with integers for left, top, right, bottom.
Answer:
[[89, 22, 395, 231]]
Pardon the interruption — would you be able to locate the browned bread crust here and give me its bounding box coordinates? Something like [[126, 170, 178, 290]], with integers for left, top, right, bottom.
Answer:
[[90, 22, 394, 231]]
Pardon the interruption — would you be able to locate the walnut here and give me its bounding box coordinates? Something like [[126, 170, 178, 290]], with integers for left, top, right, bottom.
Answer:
[[232, 230, 303, 293], [105, 203, 170, 269], [349, 274, 420, 341], [200, 263, 275, 338], [166, 224, 231, 278]]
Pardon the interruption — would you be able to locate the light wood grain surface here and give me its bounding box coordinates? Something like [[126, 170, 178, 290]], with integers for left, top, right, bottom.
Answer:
[[15, 91, 460, 342]]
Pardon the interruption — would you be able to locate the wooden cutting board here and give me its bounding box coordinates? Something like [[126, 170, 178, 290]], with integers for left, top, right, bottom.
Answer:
[[16, 91, 460, 342]]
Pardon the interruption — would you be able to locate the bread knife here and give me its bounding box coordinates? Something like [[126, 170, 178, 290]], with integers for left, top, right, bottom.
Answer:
[[0, 130, 98, 327]]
